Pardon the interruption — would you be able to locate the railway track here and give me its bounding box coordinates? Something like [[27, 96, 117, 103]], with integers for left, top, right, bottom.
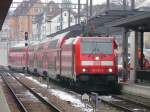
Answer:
[[113, 95, 150, 110], [99, 95, 150, 112], [1, 71, 62, 112], [3, 69, 150, 112]]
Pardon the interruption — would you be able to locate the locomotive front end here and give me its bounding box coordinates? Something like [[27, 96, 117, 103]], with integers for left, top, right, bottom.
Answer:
[[76, 37, 118, 83]]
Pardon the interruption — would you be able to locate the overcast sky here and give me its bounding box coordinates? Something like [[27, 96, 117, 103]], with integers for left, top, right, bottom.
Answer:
[[11, 0, 150, 11], [10, 0, 106, 11], [13, 0, 106, 4]]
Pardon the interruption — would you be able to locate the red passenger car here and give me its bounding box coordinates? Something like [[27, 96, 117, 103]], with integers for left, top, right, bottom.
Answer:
[[8, 45, 28, 71], [37, 33, 67, 78], [28, 42, 39, 74]]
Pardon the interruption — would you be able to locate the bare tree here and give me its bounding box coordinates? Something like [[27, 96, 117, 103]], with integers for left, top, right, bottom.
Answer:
[[111, 0, 130, 5], [111, 0, 130, 10], [111, 0, 147, 7], [135, 0, 147, 6]]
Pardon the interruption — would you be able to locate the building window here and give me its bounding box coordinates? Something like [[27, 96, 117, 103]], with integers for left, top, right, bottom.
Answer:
[[49, 8, 52, 12], [70, 17, 73, 23], [64, 12, 67, 16], [57, 26, 61, 31], [34, 8, 37, 12], [57, 17, 62, 22], [34, 8, 41, 13]]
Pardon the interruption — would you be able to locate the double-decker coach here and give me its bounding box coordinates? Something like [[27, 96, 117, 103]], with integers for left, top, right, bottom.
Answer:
[[8, 44, 28, 71], [28, 42, 40, 74]]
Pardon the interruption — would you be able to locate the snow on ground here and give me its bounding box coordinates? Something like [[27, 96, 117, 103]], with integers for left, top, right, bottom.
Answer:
[[25, 76, 93, 111], [24, 91, 39, 102], [50, 89, 93, 112], [19, 73, 25, 76], [99, 96, 122, 102], [26, 76, 47, 88], [12, 77, 15, 80], [37, 92, 49, 101]]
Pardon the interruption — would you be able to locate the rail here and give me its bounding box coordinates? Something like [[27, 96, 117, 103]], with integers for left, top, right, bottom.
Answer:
[[1, 72, 62, 112], [99, 95, 150, 112]]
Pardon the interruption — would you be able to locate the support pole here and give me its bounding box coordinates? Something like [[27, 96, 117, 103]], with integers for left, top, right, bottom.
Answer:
[[106, 0, 110, 11], [86, 0, 89, 20], [140, 32, 144, 69], [130, 31, 138, 83], [68, 8, 71, 27], [123, 0, 126, 10], [60, 8, 63, 30], [122, 28, 128, 82], [78, 0, 80, 24], [131, 0, 135, 10], [89, 0, 92, 17]]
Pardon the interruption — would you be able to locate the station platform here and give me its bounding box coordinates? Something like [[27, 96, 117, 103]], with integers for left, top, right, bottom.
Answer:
[[0, 85, 11, 112], [122, 83, 150, 98]]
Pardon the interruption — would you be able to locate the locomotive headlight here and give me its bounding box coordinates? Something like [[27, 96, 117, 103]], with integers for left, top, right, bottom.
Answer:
[[82, 68, 86, 72], [108, 68, 113, 72], [95, 56, 99, 60]]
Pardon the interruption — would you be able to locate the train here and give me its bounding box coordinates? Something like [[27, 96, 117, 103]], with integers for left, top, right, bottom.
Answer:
[[8, 31, 120, 93]]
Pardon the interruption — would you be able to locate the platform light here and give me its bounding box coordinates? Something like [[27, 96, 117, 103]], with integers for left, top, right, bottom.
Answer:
[[95, 56, 99, 60]]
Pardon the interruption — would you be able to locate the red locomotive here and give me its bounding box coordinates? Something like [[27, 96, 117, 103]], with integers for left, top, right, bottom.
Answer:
[[8, 32, 120, 92]]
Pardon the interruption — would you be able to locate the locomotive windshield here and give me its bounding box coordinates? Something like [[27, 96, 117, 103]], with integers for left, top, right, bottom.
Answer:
[[81, 40, 113, 54]]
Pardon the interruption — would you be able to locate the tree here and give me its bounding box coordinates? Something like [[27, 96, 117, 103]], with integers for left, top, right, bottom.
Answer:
[[111, 0, 147, 7], [111, 0, 130, 6], [135, 0, 147, 6]]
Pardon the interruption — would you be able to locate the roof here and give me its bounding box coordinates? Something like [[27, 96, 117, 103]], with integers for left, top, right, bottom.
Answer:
[[46, 1, 77, 20], [46, 1, 61, 20], [85, 10, 144, 35], [13, 0, 39, 16], [105, 11, 150, 31], [0, 0, 13, 30], [33, 12, 44, 24]]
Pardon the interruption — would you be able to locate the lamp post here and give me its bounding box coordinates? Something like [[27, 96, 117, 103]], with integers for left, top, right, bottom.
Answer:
[[78, 0, 80, 24], [47, 20, 52, 35]]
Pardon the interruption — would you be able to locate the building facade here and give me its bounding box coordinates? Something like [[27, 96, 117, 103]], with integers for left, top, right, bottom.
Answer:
[[8, 0, 43, 41], [32, 1, 78, 40]]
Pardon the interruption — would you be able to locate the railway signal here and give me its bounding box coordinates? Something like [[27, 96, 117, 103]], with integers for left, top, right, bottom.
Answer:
[[25, 32, 28, 47]]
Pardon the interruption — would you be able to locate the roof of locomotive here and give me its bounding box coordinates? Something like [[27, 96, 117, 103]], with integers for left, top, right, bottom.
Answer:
[[39, 31, 70, 44], [39, 30, 82, 44], [29, 41, 40, 46], [77, 36, 115, 39]]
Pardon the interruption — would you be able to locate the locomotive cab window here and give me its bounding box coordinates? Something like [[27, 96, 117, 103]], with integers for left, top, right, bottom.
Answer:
[[80, 39, 113, 54]]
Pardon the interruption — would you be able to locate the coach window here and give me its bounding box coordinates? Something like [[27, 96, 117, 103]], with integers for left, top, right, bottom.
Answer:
[[64, 38, 75, 45], [38, 45, 43, 51], [48, 40, 58, 49]]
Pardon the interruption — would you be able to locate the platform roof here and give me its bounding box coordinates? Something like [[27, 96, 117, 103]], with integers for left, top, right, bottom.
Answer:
[[0, 0, 12, 30], [105, 11, 150, 32]]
